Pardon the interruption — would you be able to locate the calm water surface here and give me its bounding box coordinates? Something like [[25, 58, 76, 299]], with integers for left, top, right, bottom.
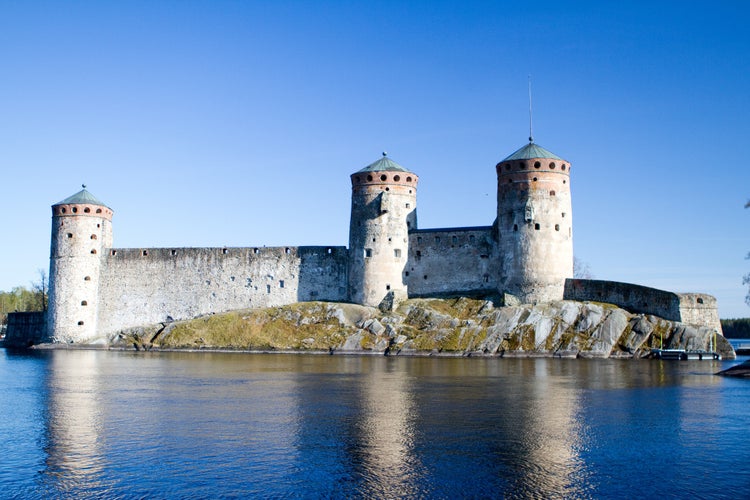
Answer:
[[1, 349, 748, 499]]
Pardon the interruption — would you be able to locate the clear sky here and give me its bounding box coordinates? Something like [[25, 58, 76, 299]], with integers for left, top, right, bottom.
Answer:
[[1, 0, 749, 317]]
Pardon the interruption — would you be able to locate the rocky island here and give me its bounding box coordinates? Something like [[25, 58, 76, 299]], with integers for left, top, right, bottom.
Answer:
[[111, 297, 735, 360]]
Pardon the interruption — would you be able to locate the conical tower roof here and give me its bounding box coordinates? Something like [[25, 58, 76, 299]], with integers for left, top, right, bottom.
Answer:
[[54, 186, 109, 208], [502, 142, 565, 162], [356, 153, 413, 174]]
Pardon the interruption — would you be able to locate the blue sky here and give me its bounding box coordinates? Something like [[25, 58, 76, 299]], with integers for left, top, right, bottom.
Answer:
[[1, 0, 749, 317]]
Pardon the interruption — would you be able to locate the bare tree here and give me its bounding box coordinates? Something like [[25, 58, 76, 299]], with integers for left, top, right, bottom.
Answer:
[[31, 268, 48, 311], [573, 257, 593, 279]]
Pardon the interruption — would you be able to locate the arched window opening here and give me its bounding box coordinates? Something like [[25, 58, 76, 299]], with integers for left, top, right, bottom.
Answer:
[[84, 207, 90, 213], [534, 161, 541, 169], [555, 224, 560, 231], [394, 175, 401, 182], [77, 321, 84, 326], [697, 297, 704, 304], [367, 175, 373, 181], [96, 208, 102, 213], [406, 176, 412, 182], [91, 234, 97, 240], [534, 223, 540, 230], [90, 249, 97, 254], [81, 300, 88, 306], [142, 250, 148, 256], [380, 174, 387, 181], [84, 276, 91, 281], [67, 233, 73, 238], [549, 162, 556, 169], [550, 190, 556, 196]]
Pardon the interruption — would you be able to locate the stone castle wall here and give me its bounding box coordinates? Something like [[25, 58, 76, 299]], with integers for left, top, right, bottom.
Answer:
[[406, 227, 497, 297], [96, 246, 348, 335], [4, 311, 47, 347], [563, 279, 722, 333]]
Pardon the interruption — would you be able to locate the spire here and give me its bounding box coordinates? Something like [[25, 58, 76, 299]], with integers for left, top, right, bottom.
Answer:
[[528, 75, 534, 143]]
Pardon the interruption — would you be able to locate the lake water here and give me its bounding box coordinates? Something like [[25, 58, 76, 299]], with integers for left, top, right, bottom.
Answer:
[[1, 349, 749, 499]]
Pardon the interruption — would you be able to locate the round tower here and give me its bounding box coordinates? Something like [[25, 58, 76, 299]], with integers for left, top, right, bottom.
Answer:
[[495, 141, 573, 304], [47, 186, 113, 343], [348, 153, 418, 308]]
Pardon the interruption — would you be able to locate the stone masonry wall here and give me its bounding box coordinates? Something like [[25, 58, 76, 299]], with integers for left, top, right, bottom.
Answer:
[[4, 311, 47, 347], [677, 293, 723, 334], [563, 279, 722, 332], [96, 246, 348, 336], [406, 227, 497, 297]]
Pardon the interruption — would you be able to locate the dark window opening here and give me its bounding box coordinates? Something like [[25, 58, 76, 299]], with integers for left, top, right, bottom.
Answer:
[[285, 248, 290, 254], [480, 254, 488, 259], [406, 176, 412, 182], [81, 301, 88, 306], [550, 190, 556, 196], [423, 275, 428, 280], [697, 298, 704, 304], [365, 248, 372, 258], [67, 233, 73, 238], [483, 274, 490, 283], [435, 236, 440, 243], [91, 234, 97, 240], [386, 284, 391, 291], [267, 284, 271, 293], [84, 207, 90, 213], [416, 250, 422, 260], [555, 224, 560, 231], [513, 224, 518, 231], [452, 236, 458, 244], [279, 280, 285, 288], [222, 248, 228, 255], [534, 223, 540, 230], [534, 161, 541, 169], [380, 174, 387, 181], [84, 276, 91, 281], [171, 249, 178, 256], [96, 208, 102, 213], [394, 175, 400, 182], [394, 249, 401, 258], [367, 175, 373, 181], [142, 250, 148, 256], [91, 249, 97, 254], [77, 321, 84, 326]]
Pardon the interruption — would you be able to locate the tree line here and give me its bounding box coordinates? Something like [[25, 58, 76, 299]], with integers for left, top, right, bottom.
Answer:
[[721, 318, 750, 339], [0, 270, 47, 325]]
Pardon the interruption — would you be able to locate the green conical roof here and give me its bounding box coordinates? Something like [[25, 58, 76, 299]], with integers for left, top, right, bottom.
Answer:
[[502, 142, 564, 162], [55, 187, 109, 207], [356, 154, 413, 174]]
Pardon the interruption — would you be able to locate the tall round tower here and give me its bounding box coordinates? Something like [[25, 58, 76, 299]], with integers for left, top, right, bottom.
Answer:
[[348, 154, 418, 308], [495, 141, 573, 304], [47, 187, 113, 343]]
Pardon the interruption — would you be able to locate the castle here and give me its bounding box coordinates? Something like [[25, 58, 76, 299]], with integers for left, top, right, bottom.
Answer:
[[4, 139, 723, 345]]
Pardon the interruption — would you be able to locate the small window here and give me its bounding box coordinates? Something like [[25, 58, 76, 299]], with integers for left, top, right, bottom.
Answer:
[[405, 203, 410, 208], [549, 162, 556, 169], [96, 208, 102, 213], [91, 249, 97, 254], [72, 207, 78, 213], [222, 248, 228, 255], [697, 298, 704, 304], [84, 207, 90, 213], [142, 250, 148, 256], [406, 176, 412, 182], [327, 248, 332, 254], [519, 162, 527, 169], [90, 234, 97, 240], [365, 248, 372, 258], [394, 175, 401, 182], [253, 248, 259, 254], [385, 187, 390, 191], [171, 249, 178, 256], [67, 233, 73, 238], [469, 235, 475, 242], [285, 248, 290, 254], [555, 224, 560, 231], [81, 301, 88, 306], [561, 164, 567, 171], [84, 276, 91, 281], [550, 190, 556, 196], [483, 274, 490, 283], [423, 275, 428, 280], [562, 212, 566, 218], [452, 236, 458, 244], [367, 175, 373, 181], [266, 284, 271, 294], [279, 280, 285, 288], [388, 237, 392, 242], [111, 250, 117, 256], [435, 236, 440, 243], [394, 249, 401, 258], [380, 174, 387, 181], [513, 224, 518, 231], [563, 180, 567, 184], [372, 237, 376, 242], [417, 236, 422, 244], [404, 271, 409, 277], [534, 161, 541, 169], [386, 284, 391, 291], [534, 223, 540, 230], [77, 321, 84, 326], [416, 250, 422, 260], [480, 254, 489, 259], [61, 208, 66, 214], [533, 177, 538, 182]]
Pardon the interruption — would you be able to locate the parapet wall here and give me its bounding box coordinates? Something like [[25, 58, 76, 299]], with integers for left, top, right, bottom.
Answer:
[[4, 311, 47, 347], [563, 279, 722, 333], [96, 245, 348, 336], [407, 227, 497, 297]]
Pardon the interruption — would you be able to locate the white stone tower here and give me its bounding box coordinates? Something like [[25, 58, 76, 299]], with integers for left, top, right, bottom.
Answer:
[[348, 154, 418, 308], [47, 187, 113, 343], [495, 141, 573, 303]]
